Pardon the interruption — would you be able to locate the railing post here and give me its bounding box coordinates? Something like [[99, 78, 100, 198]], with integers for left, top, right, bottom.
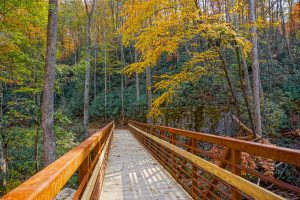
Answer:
[[171, 133, 176, 174], [158, 130, 167, 166], [79, 154, 91, 184], [231, 149, 242, 200], [192, 138, 199, 198], [149, 126, 153, 151], [93, 138, 101, 159], [144, 127, 148, 147]]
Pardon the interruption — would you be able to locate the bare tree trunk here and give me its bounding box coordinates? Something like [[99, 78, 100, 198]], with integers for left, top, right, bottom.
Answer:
[[121, 74, 125, 122], [146, 66, 153, 124], [83, 0, 97, 136], [42, 0, 58, 166], [73, 36, 77, 64], [34, 123, 40, 171], [265, 30, 275, 91], [249, 0, 263, 137], [218, 49, 242, 120], [241, 52, 252, 95], [104, 48, 107, 121], [0, 84, 7, 187], [135, 48, 140, 101], [120, 43, 125, 125], [93, 46, 97, 101], [0, 137, 6, 187], [34, 93, 41, 172], [236, 47, 255, 132], [279, 0, 294, 71]]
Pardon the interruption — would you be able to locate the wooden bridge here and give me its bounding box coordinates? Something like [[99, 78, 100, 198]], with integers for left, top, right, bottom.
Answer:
[[1, 121, 300, 200]]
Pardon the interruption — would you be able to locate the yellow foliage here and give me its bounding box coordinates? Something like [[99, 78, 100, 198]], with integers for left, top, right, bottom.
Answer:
[[121, 0, 252, 116]]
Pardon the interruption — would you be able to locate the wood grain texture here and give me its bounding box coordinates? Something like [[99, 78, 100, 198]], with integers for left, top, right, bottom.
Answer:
[[100, 129, 191, 200]]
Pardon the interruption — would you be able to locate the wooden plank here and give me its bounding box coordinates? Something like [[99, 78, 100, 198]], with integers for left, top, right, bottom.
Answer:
[[100, 129, 191, 200], [129, 124, 284, 200], [129, 121, 300, 167]]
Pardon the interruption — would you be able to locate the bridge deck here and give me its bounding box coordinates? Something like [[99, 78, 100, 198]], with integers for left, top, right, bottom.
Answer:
[[100, 129, 191, 200]]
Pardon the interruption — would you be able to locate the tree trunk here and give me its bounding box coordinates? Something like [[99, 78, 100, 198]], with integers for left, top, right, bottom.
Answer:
[[73, 36, 77, 64], [93, 46, 97, 101], [104, 48, 108, 121], [83, 0, 97, 136], [218, 49, 242, 120], [146, 66, 153, 124], [42, 0, 58, 166], [34, 93, 41, 172], [0, 84, 7, 187], [120, 42, 125, 125], [83, 19, 92, 136], [265, 30, 274, 91], [236, 47, 255, 133], [279, 0, 294, 70], [249, 0, 263, 137], [34, 123, 40, 172], [0, 137, 6, 187], [241, 52, 252, 95], [135, 48, 140, 101]]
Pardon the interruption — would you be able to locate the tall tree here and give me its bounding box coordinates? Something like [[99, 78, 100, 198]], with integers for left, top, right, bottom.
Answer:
[[42, 0, 59, 166], [146, 66, 152, 123], [93, 39, 98, 101], [0, 137, 6, 187], [120, 43, 125, 125], [249, 0, 262, 137], [104, 46, 108, 121], [135, 49, 140, 101], [83, 0, 97, 136], [279, 0, 294, 70], [0, 83, 7, 186]]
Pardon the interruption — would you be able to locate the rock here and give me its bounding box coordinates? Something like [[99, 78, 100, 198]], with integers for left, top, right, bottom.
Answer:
[[54, 188, 76, 200]]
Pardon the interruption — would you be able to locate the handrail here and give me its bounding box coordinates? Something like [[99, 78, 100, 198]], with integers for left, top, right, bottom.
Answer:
[[1, 122, 114, 200], [128, 120, 300, 200], [129, 121, 300, 167]]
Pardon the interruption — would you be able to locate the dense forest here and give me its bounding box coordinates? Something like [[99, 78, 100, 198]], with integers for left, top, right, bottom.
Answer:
[[0, 0, 299, 196]]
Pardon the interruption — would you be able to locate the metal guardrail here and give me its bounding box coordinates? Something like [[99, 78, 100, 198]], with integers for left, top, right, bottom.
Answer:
[[128, 120, 300, 200], [1, 122, 114, 200]]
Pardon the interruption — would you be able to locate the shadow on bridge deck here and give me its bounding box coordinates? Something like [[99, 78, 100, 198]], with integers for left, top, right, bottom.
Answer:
[[100, 129, 191, 200]]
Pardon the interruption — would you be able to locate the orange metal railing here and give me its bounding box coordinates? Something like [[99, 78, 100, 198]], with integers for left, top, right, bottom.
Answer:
[[1, 122, 114, 200], [129, 120, 300, 200]]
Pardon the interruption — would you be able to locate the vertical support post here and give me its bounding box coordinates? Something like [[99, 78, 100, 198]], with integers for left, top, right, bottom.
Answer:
[[159, 130, 166, 165], [231, 149, 242, 200], [153, 128, 158, 157], [146, 127, 149, 149], [157, 129, 162, 162], [149, 126, 153, 151], [79, 154, 90, 184], [143, 127, 147, 147], [171, 133, 176, 174], [192, 138, 199, 198], [93, 136, 101, 159]]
